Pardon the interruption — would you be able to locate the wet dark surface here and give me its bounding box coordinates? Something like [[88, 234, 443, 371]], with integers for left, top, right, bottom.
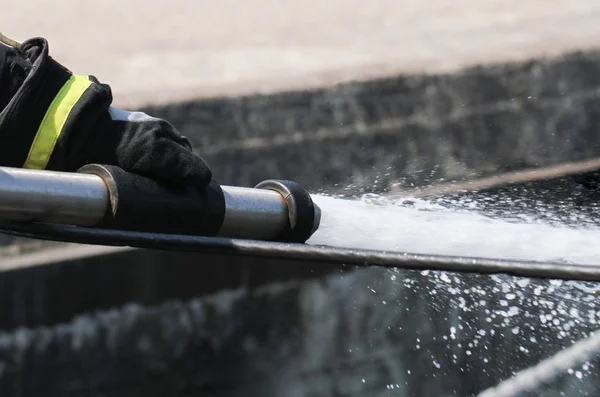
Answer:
[[0, 266, 598, 397], [0, 248, 348, 332], [430, 171, 600, 229]]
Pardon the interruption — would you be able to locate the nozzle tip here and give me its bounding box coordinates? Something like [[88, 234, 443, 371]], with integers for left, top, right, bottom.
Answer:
[[255, 179, 320, 243]]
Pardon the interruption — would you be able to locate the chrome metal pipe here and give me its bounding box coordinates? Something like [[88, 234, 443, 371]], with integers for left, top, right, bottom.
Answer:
[[0, 167, 321, 242], [217, 186, 289, 240], [0, 167, 109, 226]]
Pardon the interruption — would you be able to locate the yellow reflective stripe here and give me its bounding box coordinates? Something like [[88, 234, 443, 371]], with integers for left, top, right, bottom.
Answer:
[[23, 75, 92, 169], [0, 32, 21, 48]]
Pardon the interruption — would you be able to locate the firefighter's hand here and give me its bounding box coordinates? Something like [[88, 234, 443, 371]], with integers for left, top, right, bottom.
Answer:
[[77, 107, 213, 189]]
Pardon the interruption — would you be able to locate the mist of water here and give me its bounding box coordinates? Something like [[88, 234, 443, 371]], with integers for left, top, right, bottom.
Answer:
[[307, 193, 600, 265]]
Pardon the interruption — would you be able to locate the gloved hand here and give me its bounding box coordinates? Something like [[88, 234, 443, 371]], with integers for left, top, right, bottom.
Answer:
[[71, 105, 213, 189], [0, 35, 212, 189]]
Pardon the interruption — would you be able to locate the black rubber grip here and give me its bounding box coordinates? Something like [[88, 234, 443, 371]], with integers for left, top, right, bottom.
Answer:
[[77, 164, 226, 236], [254, 179, 316, 243]]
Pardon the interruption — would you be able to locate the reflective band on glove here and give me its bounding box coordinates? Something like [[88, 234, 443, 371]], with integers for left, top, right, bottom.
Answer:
[[23, 75, 92, 169]]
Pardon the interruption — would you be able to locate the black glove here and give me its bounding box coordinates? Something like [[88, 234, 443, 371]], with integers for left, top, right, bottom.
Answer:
[[70, 105, 213, 189]]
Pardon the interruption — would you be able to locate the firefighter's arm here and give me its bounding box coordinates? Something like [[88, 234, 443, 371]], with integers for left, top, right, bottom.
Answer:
[[0, 34, 212, 188]]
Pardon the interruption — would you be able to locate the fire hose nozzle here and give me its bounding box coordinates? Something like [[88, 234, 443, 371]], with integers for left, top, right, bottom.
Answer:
[[0, 165, 321, 243]]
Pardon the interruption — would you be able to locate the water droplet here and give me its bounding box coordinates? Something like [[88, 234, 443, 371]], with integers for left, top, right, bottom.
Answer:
[[517, 279, 530, 288], [507, 306, 520, 316]]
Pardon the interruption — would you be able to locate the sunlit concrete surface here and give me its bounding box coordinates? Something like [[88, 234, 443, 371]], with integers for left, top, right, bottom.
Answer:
[[4, 0, 600, 106]]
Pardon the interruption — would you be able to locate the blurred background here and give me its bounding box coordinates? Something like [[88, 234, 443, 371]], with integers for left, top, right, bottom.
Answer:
[[2, 1, 600, 396]]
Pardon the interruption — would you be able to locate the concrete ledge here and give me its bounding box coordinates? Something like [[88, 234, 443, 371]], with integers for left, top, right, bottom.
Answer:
[[141, 50, 600, 194], [0, 246, 347, 331], [0, 245, 132, 271]]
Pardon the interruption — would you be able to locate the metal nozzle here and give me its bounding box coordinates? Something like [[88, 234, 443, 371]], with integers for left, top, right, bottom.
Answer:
[[0, 166, 321, 243]]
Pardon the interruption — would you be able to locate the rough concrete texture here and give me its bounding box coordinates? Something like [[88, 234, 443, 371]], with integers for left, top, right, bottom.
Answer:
[[0, 266, 598, 397], [141, 51, 600, 194], [0, 249, 347, 332]]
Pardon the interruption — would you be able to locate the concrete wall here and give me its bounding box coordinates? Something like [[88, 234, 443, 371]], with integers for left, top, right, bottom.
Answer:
[[142, 50, 600, 194], [0, 248, 346, 332], [0, 266, 597, 397]]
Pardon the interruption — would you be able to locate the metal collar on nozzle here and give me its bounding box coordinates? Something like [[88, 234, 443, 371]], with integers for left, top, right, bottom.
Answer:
[[255, 179, 322, 243]]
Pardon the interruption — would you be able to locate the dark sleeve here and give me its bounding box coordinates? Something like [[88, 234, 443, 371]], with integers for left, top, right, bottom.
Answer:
[[0, 37, 206, 186], [0, 37, 106, 170]]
